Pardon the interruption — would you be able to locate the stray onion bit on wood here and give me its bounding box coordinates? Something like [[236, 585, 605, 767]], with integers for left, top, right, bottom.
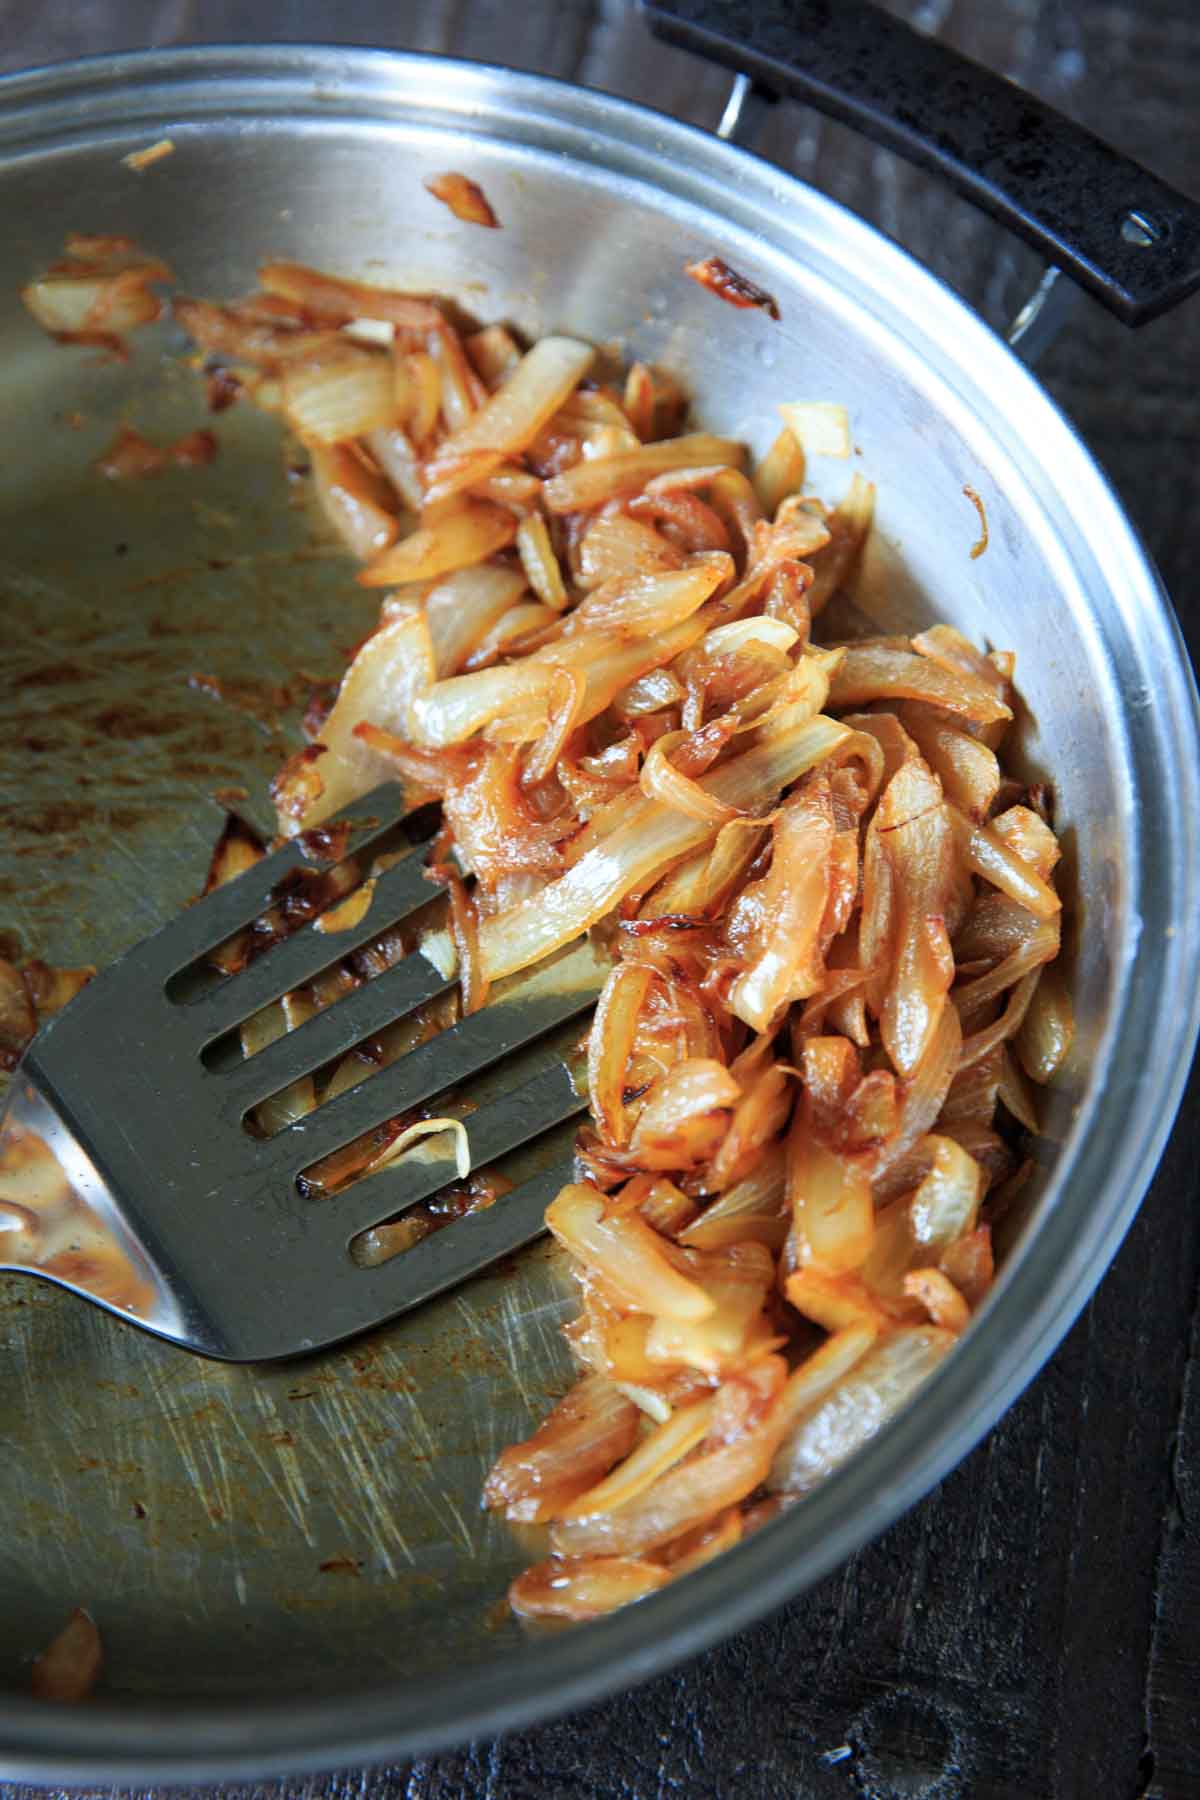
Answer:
[[684, 255, 780, 320], [425, 171, 500, 228], [31, 1609, 103, 1703]]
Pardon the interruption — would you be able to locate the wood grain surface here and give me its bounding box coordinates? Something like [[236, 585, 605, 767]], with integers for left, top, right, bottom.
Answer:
[[0, 1, 1197, 1795]]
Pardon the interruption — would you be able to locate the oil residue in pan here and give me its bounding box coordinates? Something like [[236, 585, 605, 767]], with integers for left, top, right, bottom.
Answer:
[[0, 331, 578, 1697]]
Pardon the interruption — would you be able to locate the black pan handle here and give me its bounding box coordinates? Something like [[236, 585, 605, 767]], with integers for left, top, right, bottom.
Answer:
[[642, 0, 1200, 326]]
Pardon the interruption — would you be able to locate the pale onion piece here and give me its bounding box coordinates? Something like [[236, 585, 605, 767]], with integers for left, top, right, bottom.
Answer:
[[940, 1043, 1005, 1130], [939, 1226, 995, 1307], [31, 1608, 103, 1703], [878, 759, 960, 1078], [579, 513, 684, 588], [479, 714, 851, 982], [662, 1507, 744, 1575], [754, 425, 806, 515], [784, 1268, 888, 1331], [990, 803, 1061, 881], [702, 1061, 793, 1194], [679, 1143, 788, 1250], [912, 623, 1009, 696], [638, 816, 768, 921], [23, 273, 160, 338], [484, 1375, 641, 1519], [952, 890, 1044, 966], [466, 323, 523, 385], [414, 926, 456, 982], [359, 500, 518, 587], [314, 879, 376, 934], [872, 1001, 963, 1201], [274, 610, 435, 834], [310, 444, 398, 561], [426, 324, 484, 431], [767, 1327, 955, 1494], [952, 811, 1061, 919], [546, 1184, 715, 1322], [615, 667, 685, 717], [829, 642, 1012, 725], [788, 1129, 875, 1276], [466, 602, 560, 669], [281, 351, 396, 444], [559, 1398, 717, 1519], [954, 920, 1061, 1034], [638, 1177, 696, 1235], [1014, 962, 1075, 1084], [908, 1135, 982, 1251], [240, 996, 317, 1136], [420, 448, 510, 511], [438, 335, 595, 457], [521, 665, 586, 785], [897, 703, 1000, 823], [841, 710, 918, 788], [769, 1321, 879, 1443], [743, 650, 840, 743], [403, 348, 441, 445], [415, 609, 709, 748], [805, 473, 875, 618], [257, 261, 443, 330], [516, 511, 568, 610], [543, 434, 746, 513], [588, 963, 656, 1146], [421, 563, 528, 677], [646, 1241, 775, 1373], [364, 425, 425, 511], [588, 1308, 665, 1383], [408, 660, 557, 748], [352, 1217, 435, 1264], [640, 731, 739, 826], [777, 402, 851, 458], [729, 774, 836, 1033], [701, 616, 799, 659], [365, 1117, 470, 1180], [904, 1268, 970, 1333], [614, 1383, 675, 1425], [568, 559, 731, 640], [550, 1394, 788, 1558], [509, 1555, 670, 1621], [959, 968, 1043, 1071]]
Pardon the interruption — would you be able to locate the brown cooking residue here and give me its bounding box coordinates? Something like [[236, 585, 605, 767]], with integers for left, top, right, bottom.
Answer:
[[964, 484, 989, 559], [96, 424, 218, 480], [318, 1554, 364, 1576], [424, 171, 500, 228], [684, 255, 780, 321], [188, 670, 299, 731]]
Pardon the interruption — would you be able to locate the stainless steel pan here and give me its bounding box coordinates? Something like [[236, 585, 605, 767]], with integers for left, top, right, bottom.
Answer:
[[1, 7, 1198, 1780]]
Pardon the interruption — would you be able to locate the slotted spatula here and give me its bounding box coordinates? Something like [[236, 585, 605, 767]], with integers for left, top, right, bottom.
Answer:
[[0, 782, 604, 1360]]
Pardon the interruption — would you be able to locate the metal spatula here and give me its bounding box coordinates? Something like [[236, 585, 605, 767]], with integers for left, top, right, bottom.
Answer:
[[0, 783, 602, 1360]]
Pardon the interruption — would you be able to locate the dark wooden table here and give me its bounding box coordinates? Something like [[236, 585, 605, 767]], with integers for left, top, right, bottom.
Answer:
[[2, 1, 1197, 1794]]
